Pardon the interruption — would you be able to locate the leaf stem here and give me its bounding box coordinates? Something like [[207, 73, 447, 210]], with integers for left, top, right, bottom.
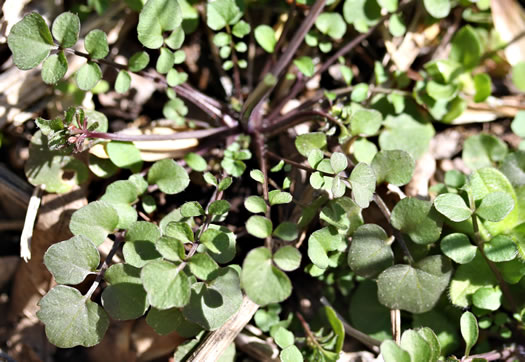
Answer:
[[84, 233, 123, 300], [470, 213, 518, 312], [296, 311, 324, 351]]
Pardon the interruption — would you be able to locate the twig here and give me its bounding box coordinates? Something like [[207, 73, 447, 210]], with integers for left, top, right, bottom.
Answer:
[[84, 233, 123, 299], [296, 311, 324, 351], [188, 295, 260, 362], [20, 186, 42, 262], [390, 309, 401, 345], [462, 345, 520, 362]]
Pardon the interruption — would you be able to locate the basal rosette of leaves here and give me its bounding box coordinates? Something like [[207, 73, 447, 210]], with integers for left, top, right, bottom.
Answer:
[[6, 0, 525, 360]]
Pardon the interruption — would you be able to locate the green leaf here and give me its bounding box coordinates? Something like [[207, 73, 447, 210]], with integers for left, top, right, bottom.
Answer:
[[512, 61, 525, 92], [218, 177, 233, 191], [484, 235, 517, 262], [188, 253, 219, 280], [37, 285, 109, 348], [254, 25, 276, 53], [400, 330, 431, 362], [348, 224, 393, 278], [52, 12, 80, 48], [350, 281, 391, 341], [76, 62, 102, 91], [7, 12, 54, 70], [165, 221, 194, 243], [271, 326, 294, 349], [42, 51, 68, 84], [156, 236, 185, 262], [388, 13, 406, 37], [100, 180, 139, 229], [246, 215, 272, 239], [84, 29, 109, 59], [295, 132, 327, 157], [101, 264, 149, 320], [184, 152, 207, 172], [181, 201, 205, 217], [472, 286, 502, 311], [450, 25, 482, 69], [440, 233, 476, 264], [208, 200, 230, 215], [325, 305, 345, 353], [417, 327, 441, 362], [241, 247, 292, 305], [156, 47, 175, 74], [273, 246, 301, 271], [315, 12, 347, 39], [244, 196, 267, 214], [351, 109, 382, 136], [146, 307, 202, 337], [89, 155, 118, 178], [460, 311, 478, 356], [351, 83, 369, 102], [165, 27, 185, 49], [349, 162, 376, 208], [129, 51, 150, 72], [141, 259, 191, 309], [371, 150, 414, 186], [137, 0, 182, 48], [294, 56, 315, 77], [391, 197, 442, 244], [206, 0, 243, 31], [473, 73, 491, 102], [423, 0, 450, 18], [250, 169, 264, 183], [319, 197, 363, 235], [412, 311, 459, 356], [273, 222, 299, 241], [25, 131, 89, 193], [200, 225, 236, 263], [70, 201, 119, 246], [330, 152, 347, 174], [462, 133, 508, 171], [148, 159, 190, 194], [123, 221, 162, 267], [44, 235, 100, 285], [232, 20, 250, 38], [426, 81, 458, 101], [379, 113, 435, 160], [434, 193, 472, 222], [308, 226, 346, 269], [377, 255, 452, 313], [476, 191, 514, 222], [183, 268, 242, 330], [380, 340, 410, 362], [449, 252, 497, 307], [343, 0, 381, 33], [115, 70, 131, 93], [353, 138, 378, 164], [268, 190, 293, 206]]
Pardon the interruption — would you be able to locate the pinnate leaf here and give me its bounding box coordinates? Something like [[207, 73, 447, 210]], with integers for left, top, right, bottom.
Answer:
[[52, 12, 80, 48], [273, 246, 301, 272], [37, 285, 109, 348], [137, 0, 182, 48], [8, 12, 54, 70], [371, 150, 414, 186], [42, 51, 68, 84], [148, 159, 190, 194], [44, 235, 100, 285], [460, 311, 478, 356], [377, 255, 452, 313], [101, 263, 149, 320], [84, 29, 109, 59], [69, 201, 119, 246], [440, 233, 476, 264], [433, 193, 472, 222], [391, 197, 442, 244], [183, 268, 242, 330], [76, 62, 102, 91], [348, 224, 393, 278], [141, 260, 191, 309], [241, 247, 292, 305]]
